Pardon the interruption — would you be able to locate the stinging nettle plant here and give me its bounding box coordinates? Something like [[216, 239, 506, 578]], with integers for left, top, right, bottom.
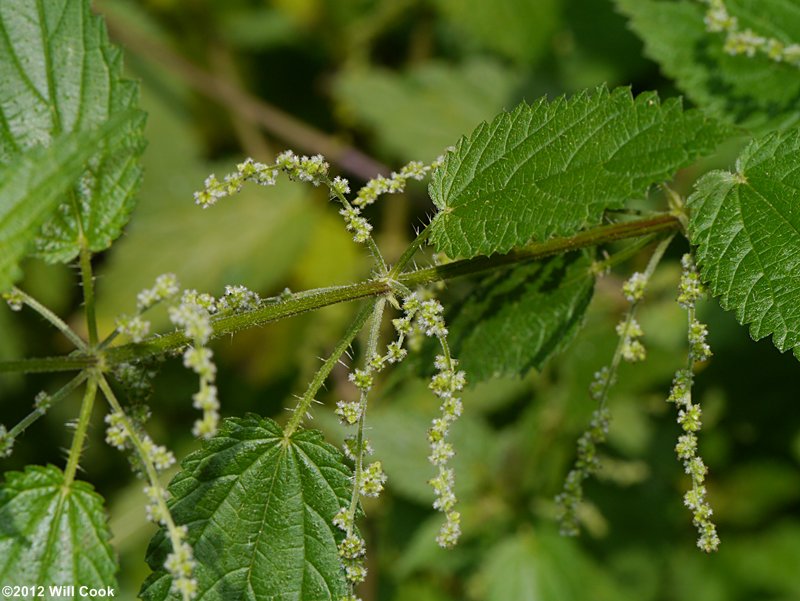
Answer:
[[1, 0, 799, 599]]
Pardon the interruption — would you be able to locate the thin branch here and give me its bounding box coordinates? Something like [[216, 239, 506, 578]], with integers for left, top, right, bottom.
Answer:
[[98, 5, 388, 181], [2, 214, 683, 374], [11, 287, 87, 350], [284, 301, 377, 438], [79, 246, 99, 347]]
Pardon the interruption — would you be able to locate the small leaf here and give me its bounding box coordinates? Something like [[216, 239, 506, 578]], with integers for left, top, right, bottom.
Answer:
[[428, 86, 729, 258], [0, 0, 146, 263], [0, 114, 139, 292], [0, 465, 118, 588], [449, 252, 595, 381], [141, 415, 352, 601], [688, 128, 800, 359], [616, 0, 800, 132]]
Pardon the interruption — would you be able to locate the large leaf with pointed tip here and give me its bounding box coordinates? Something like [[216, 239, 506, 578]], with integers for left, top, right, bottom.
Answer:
[[0, 0, 146, 263], [0, 465, 118, 589], [0, 113, 139, 292], [688, 128, 800, 360], [616, 0, 800, 132], [141, 416, 353, 601], [428, 86, 729, 258], [449, 252, 595, 382]]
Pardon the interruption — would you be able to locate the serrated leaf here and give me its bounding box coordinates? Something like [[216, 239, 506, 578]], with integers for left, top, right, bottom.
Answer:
[[0, 114, 138, 292], [333, 59, 520, 163], [449, 252, 595, 381], [687, 128, 800, 359], [141, 415, 352, 601], [429, 86, 728, 258], [0, 0, 146, 263], [615, 0, 800, 131], [434, 0, 561, 64], [0, 465, 118, 589]]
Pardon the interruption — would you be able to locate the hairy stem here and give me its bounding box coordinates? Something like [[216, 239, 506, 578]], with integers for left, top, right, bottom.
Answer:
[[12, 287, 87, 350], [6, 371, 89, 442], [388, 222, 432, 279], [1, 214, 682, 374], [79, 246, 99, 348], [346, 298, 387, 531], [0, 356, 96, 374], [596, 234, 674, 407], [283, 301, 377, 438], [63, 373, 98, 487]]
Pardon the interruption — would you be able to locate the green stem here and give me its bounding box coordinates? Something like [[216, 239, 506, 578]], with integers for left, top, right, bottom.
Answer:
[[1, 214, 682, 374], [596, 234, 675, 408], [0, 355, 96, 374], [283, 301, 377, 438], [79, 246, 99, 348], [112, 215, 680, 360], [388, 222, 431, 279], [63, 374, 98, 487], [346, 298, 387, 533], [12, 287, 87, 350], [591, 234, 659, 275], [325, 176, 388, 274], [7, 371, 89, 441]]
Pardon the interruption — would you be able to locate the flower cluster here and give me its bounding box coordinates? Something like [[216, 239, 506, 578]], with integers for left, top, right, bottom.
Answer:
[[104, 400, 196, 599], [115, 274, 180, 343], [115, 314, 150, 343], [104, 411, 176, 471], [668, 254, 719, 552], [164, 531, 198, 599], [617, 317, 646, 362], [2, 289, 24, 311], [217, 285, 260, 313], [169, 290, 220, 438], [554, 407, 610, 536], [351, 157, 443, 209], [137, 273, 180, 311], [193, 158, 277, 208], [399, 293, 465, 548], [702, 0, 800, 66], [0, 424, 13, 458], [556, 266, 658, 536], [192, 151, 446, 256]]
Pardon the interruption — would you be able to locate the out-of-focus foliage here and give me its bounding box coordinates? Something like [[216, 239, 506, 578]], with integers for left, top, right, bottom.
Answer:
[[2, 0, 799, 599]]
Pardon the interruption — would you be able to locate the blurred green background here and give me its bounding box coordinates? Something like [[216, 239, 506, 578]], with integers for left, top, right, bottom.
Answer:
[[1, 0, 799, 599]]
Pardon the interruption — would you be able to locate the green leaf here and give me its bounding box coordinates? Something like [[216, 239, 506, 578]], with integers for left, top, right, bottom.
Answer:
[[0, 115, 138, 291], [0, 465, 118, 588], [433, 0, 561, 64], [333, 59, 520, 163], [615, 0, 800, 131], [449, 252, 595, 381], [429, 86, 728, 258], [0, 0, 146, 262], [687, 128, 800, 359], [141, 415, 352, 601], [475, 530, 624, 601]]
